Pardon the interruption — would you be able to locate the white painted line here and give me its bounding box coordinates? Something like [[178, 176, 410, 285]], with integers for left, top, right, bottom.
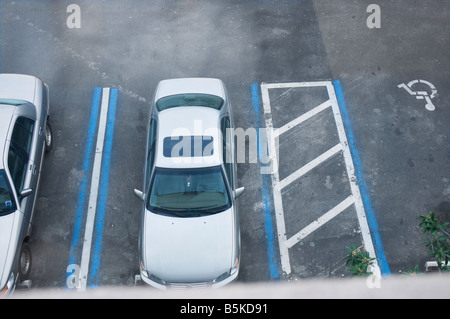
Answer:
[[78, 88, 110, 292], [274, 99, 332, 138], [261, 83, 290, 275], [263, 81, 333, 89], [285, 195, 355, 249], [278, 143, 343, 191], [326, 83, 381, 277]]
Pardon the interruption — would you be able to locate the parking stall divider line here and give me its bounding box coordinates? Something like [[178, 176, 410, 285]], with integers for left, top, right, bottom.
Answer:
[[332, 79, 391, 277], [67, 87, 102, 280], [260, 82, 291, 276], [251, 82, 280, 280], [327, 81, 382, 279], [89, 88, 118, 287], [78, 87, 111, 292]]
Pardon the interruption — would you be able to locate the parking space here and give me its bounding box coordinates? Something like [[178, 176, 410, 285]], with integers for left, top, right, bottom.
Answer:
[[257, 81, 383, 279], [0, 0, 448, 294]]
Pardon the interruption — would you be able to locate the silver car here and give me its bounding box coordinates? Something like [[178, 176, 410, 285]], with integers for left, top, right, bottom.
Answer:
[[134, 78, 244, 289], [0, 74, 52, 296]]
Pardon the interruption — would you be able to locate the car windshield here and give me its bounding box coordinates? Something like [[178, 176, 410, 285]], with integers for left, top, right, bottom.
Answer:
[[156, 93, 224, 111], [147, 166, 231, 217], [0, 170, 16, 216]]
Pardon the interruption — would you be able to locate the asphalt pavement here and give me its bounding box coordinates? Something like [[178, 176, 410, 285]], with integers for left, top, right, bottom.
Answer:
[[0, 0, 448, 293]]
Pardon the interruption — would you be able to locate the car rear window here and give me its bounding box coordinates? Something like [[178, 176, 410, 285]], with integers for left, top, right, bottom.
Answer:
[[156, 94, 224, 111]]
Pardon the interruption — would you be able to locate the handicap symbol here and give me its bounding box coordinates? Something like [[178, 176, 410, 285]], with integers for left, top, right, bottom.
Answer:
[[397, 79, 437, 111]]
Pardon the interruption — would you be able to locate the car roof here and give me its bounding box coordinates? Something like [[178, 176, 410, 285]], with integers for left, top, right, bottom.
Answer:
[[155, 106, 223, 169], [155, 78, 226, 101]]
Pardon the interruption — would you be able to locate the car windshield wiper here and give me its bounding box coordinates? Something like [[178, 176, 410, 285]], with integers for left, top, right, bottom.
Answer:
[[188, 205, 228, 216], [181, 209, 216, 217], [150, 204, 227, 217], [150, 206, 190, 217]]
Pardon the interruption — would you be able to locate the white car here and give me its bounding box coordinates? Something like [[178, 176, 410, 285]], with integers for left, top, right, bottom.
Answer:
[[134, 78, 244, 289], [0, 74, 52, 296]]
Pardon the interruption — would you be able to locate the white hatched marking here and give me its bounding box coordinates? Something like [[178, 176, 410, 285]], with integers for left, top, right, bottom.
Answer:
[[285, 195, 355, 249], [274, 100, 332, 138], [278, 143, 342, 191], [260, 81, 380, 279]]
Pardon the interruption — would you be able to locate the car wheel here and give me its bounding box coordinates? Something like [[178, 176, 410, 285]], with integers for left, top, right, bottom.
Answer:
[[18, 243, 32, 280], [45, 121, 53, 153]]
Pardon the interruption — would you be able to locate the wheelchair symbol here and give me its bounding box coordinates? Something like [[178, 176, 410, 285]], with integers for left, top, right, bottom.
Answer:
[[398, 79, 437, 111]]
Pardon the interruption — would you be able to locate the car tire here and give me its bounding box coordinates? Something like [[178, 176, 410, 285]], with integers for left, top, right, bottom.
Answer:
[[18, 243, 32, 280], [45, 120, 53, 153]]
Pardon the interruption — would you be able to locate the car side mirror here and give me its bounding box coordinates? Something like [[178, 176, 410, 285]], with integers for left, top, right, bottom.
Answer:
[[234, 187, 245, 199], [134, 189, 145, 201], [20, 188, 33, 199]]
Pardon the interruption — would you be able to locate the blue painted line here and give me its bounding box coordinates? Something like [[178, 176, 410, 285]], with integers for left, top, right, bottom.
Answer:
[[88, 88, 118, 286], [332, 79, 391, 277], [67, 87, 102, 278], [251, 82, 280, 280]]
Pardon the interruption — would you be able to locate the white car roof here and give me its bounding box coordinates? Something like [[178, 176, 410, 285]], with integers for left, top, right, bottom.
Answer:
[[155, 106, 223, 169], [155, 78, 226, 100]]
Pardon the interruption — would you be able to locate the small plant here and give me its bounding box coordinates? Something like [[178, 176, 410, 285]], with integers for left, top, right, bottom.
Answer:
[[419, 212, 450, 271], [402, 264, 420, 276], [344, 244, 376, 276]]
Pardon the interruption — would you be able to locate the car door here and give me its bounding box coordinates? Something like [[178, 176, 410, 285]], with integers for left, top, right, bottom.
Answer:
[[26, 85, 48, 223], [220, 115, 241, 264], [144, 118, 158, 196], [8, 113, 37, 223], [32, 83, 48, 177], [220, 116, 234, 191]]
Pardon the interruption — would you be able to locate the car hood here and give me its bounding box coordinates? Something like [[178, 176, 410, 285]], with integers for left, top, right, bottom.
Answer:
[[143, 208, 235, 284], [0, 213, 15, 288]]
